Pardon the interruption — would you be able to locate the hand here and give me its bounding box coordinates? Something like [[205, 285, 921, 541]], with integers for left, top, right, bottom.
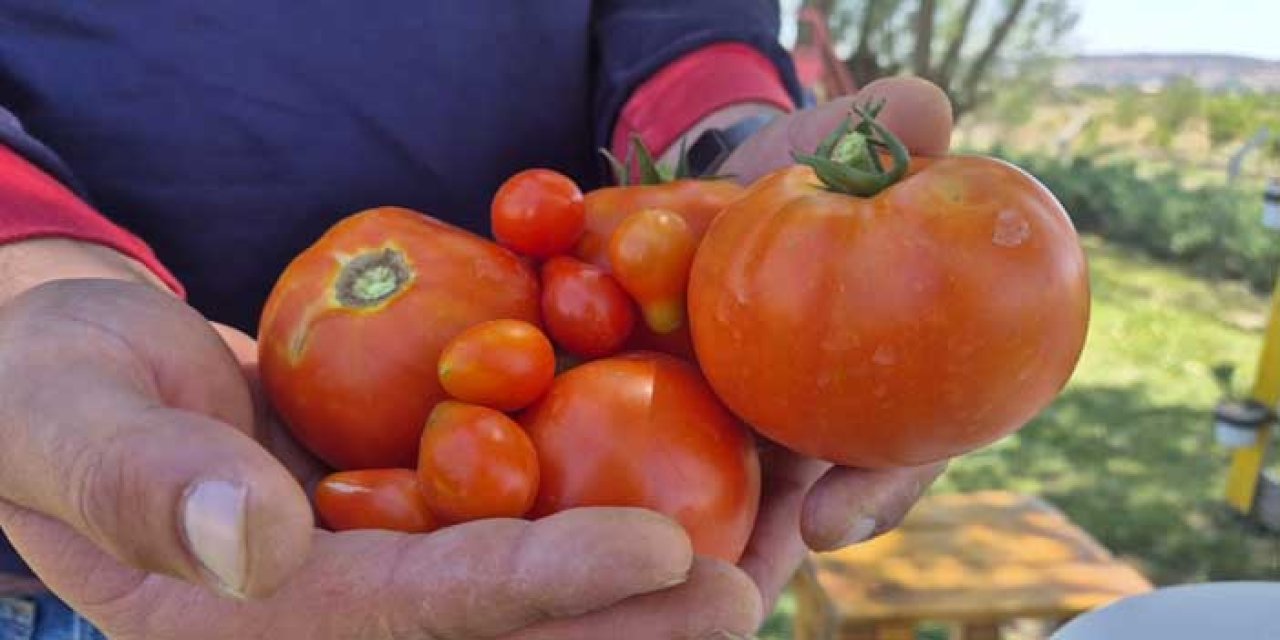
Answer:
[[719, 77, 955, 610], [0, 279, 762, 639]]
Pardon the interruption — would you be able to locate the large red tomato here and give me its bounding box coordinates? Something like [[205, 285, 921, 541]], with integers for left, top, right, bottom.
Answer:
[[688, 119, 1089, 469], [259, 207, 540, 470], [521, 353, 760, 563]]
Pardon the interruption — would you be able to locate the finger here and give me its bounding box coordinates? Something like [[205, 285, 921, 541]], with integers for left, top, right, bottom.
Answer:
[[735, 442, 829, 613], [0, 280, 313, 598], [511, 558, 763, 640], [801, 461, 947, 552], [853, 76, 954, 156], [3, 506, 696, 640], [720, 76, 953, 185]]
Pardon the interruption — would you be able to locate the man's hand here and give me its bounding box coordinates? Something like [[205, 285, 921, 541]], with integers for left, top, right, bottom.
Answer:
[[717, 76, 956, 610], [0, 278, 763, 639]]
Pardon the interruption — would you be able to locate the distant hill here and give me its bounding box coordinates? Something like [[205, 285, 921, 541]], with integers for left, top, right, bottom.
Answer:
[[1055, 54, 1280, 92]]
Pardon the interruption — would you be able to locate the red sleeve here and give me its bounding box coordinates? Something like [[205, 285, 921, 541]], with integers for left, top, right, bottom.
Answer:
[[611, 42, 796, 161], [0, 145, 184, 296]]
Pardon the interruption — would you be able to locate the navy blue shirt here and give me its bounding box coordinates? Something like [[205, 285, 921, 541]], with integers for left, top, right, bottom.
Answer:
[[0, 1, 797, 585]]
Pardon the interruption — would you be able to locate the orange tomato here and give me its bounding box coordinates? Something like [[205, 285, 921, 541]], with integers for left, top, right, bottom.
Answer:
[[521, 353, 760, 563], [689, 120, 1089, 468], [259, 207, 540, 470], [418, 401, 540, 524], [608, 209, 696, 334], [315, 469, 437, 533], [491, 169, 586, 259], [438, 319, 556, 412], [574, 179, 742, 270]]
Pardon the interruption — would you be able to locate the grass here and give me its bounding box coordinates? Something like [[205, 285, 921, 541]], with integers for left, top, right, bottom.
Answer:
[[761, 235, 1280, 638]]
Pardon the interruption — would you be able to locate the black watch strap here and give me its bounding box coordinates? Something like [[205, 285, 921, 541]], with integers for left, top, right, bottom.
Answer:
[[686, 112, 778, 177]]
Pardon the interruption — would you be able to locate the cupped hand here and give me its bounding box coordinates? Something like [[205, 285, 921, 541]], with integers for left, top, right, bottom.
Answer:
[[0, 279, 762, 639]]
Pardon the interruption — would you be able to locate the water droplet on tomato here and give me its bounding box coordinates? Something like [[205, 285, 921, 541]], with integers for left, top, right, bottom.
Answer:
[[872, 345, 897, 366]]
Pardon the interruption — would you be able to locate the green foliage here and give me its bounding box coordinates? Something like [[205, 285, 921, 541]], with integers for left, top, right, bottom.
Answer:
[[994, 148, 1277, 292], [1113, 86, 1142, 127], [1206, 94, 1259, 148], [1150, 76, 1203, 149]]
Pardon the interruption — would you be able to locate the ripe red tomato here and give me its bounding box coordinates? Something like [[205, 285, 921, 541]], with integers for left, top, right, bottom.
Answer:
[[689, 118, 1089, 469], [608, 208, 696, 334], [438, 319, 555, 412], [539, 256, 636, 359], [315, 469, 437, 533], [574, 179, 743, 270], [259, 207, 540, 470], [491, 169, 585, 259], [418, 401, 540, 524], [521, 353, 760, 563]]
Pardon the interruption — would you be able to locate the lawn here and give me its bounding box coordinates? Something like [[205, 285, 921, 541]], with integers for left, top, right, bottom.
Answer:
[[761, 235, 1280, 638]]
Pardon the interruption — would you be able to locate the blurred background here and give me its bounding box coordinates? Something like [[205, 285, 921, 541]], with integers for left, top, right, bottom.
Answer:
[[765, 1, 1280, 638]]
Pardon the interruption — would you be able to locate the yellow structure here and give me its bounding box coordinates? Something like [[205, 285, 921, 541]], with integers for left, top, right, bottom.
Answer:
[[1226, 272, 1280, 513]]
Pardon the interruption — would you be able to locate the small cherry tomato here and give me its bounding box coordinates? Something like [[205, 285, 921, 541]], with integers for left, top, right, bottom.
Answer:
[[315, 469, 437, 533], [491, 169, 586, 259], [418, 401, 540, 524], [438, 319, 556, 412], [539, 256, 636, 359], [608, 208, 696, 334]]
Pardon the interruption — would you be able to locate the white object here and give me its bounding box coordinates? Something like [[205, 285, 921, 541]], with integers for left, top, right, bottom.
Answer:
[[1216, 418, 1262, 448], [1052, 582, 1280, 639], [1263, 178, 1280, 230]]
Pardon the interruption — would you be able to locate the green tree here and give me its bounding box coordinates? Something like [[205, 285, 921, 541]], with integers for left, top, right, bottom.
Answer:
[[807, 0, 1079, 119], [1150, 76, 1203, 149], [1112, 86, 1141, 127], [1205, 94, 1258, 149]]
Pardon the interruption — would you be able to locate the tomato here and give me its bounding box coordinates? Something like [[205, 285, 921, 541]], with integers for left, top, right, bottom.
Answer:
[[540, 256, 636, 359], [491, 169, 585, 259], [259, 207, 540, 470], [315, 469, 437, 533], [521, 353, 760, 563], [608, 208, 696, 334], [688, 114, 1089, 468], [574, 179, 742, 270], [418, 401, 540, 523], [438, 319, 555, 412]]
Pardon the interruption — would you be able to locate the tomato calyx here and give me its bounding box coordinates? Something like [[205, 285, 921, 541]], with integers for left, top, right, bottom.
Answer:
[[600, 135, 728, 187], [793, 101, 910, 198], [335, 247, 413, 308]]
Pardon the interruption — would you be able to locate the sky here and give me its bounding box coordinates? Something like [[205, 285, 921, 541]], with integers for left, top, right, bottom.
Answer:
[[1071, 0, 1280, 60], [780, 0, 1280, 61]]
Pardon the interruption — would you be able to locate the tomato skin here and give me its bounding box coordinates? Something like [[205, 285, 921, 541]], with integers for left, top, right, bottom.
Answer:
[[521, 353, 760, 563], [438, 319, 555, 412], [491, 169, 586, 259], [688, 159, 1090, 468], [259, 207, 540, 470], [315, 469, 437, 533], [539, 256, 636, 359], [418, 401, 540, 524], [608, 209, 696, 334], [574, 179, 743, 270]]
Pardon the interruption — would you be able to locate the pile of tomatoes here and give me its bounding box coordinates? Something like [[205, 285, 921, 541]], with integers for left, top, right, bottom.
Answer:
[[258, 119, 1090, 564]]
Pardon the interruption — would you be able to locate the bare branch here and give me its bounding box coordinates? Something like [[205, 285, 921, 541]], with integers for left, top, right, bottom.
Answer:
[[912, 0, 937, 76], [959, 0, 1030, 107], [935, 0, 980, 86]]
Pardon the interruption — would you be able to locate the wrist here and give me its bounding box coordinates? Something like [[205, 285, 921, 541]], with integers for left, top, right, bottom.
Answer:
[[0, 238, 172, 307]]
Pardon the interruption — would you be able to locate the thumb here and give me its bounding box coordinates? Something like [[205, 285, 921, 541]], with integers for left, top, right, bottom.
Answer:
[[0, 280, 313, 598]]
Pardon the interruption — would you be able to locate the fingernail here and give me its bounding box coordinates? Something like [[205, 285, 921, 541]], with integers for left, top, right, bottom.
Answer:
[[181, 480, 248, 598], [835, 516, 877, 549]]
